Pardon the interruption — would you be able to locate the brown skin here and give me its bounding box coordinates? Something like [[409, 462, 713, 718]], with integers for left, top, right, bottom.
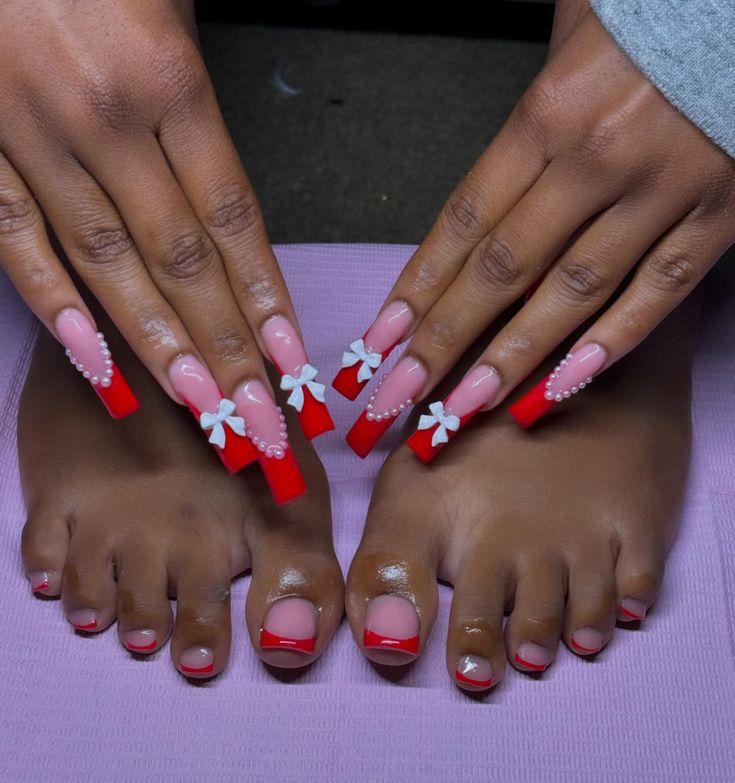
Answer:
[[0, 0, 298, 409], [18, 312, 344, 679]]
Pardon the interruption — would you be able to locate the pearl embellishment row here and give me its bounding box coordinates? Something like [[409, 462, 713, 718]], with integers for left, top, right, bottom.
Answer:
[[365, 378, 414, 422], [65, 332, 114, 388], [544, 353, 593, 402], [246, 405, 289, 459]]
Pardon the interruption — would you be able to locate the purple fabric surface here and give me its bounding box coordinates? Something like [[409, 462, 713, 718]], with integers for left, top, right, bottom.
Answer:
[[0, 244, 734, 781]]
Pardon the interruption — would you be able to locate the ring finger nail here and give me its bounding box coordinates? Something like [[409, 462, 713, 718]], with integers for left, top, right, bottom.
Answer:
[[571, 628, 603, 654], [168, 355, 256, 474], [509, 343, 607, 429], [261, 315, 334, 439], [55, 308, 139, 419], [363, 595, 420, 656], [124, 629, 157, 652], [407, 365, 501, 463], [260, 597, 318, 654], [233, 380, 307, 506], [333, 300, 414, 400], [455, 655, 494, 690], [347, 356, 427, 458], [179, 647, 214, 675], [69, 609, 98, 632], [514, 642, 550, 671]]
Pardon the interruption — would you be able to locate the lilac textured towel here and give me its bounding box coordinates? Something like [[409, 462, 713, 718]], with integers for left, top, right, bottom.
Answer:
[[0, 245, 733, 781]]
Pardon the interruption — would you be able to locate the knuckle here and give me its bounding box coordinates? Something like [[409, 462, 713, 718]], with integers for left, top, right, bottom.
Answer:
[[515, 79, 560, 142], [0, 190, 39, 236], [442, 180, 486, 238], [155, 42, 208, 115], [472, 237, 523, 290], [75, 223, 135, 266], [645, 253, 697, 294], [237, 265, 280, 309], [84, 73, 135, 132], [553, 260, 607, 303], [161, 231, 216, 282], [205, 184, 261, 238]]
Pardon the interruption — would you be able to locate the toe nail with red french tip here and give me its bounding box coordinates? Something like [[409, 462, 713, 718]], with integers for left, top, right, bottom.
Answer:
[[260, 597, 318, 655], [179, 647, 215, 675], [363, 595, 420, 660], [69, 609, 98, 632], [619, 598, 647, 621]]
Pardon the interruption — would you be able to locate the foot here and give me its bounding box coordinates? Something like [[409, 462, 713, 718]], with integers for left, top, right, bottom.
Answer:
[[18, 320, 343, 678], [346, 295, 700, 691]]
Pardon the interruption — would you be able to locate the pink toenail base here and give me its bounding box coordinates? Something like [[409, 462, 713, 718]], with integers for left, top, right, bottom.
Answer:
[[260, 597, 318, 654], [124, 629, 157, 652], [69, 609, 98, 631], [28, 571, 50, 593], [515, 642, 550, 671], [179, 647, 214, 675], [455, 655, 494, 690], [363, 595, 420, 659]]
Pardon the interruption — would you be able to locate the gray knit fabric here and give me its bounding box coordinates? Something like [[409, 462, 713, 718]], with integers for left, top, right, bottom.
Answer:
[[591, 0, 734, 158]]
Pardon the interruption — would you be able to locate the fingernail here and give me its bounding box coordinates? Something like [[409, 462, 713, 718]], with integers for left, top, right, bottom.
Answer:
[[363, 595, 420, 656], [69, 609, 98, 632], [28, 570, 50, 593], [233, 380, 307, 506], [179, 647, 214, 675], [514, 642, 550, 671], [346, 356, 428, 458], [260, 597, 318, 654], [619, 598, 647, 621], [407, 365, 501, 463], [571, 628, 603, 654], [55, 308, 140, 419], [455, 655, 494, 690], [168, 355, 256, 474], [509, 343, 607, 429], [261, 315, 334, 440], [333, 300, 413, 400], [124, 629, 157, 652]]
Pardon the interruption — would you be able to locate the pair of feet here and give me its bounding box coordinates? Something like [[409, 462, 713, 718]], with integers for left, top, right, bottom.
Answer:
[[18, 291, 697, 689]]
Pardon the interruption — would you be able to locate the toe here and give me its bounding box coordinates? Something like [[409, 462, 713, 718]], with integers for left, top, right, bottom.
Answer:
[[446, 548, 509, 693], [170, 544, 233, 680], [61, 528, 117, 633], [563, 550, 618, 657], [615, 537, 666, 624], [116, 543, 173, 655], [504, 557, 566, 674], [21, 507, 69, 597]]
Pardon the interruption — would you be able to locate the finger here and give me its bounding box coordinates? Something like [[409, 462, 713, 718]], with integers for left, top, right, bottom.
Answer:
[[157, 86, 334, 438], [0, 150, 139, 418], [333, 107, 548, 398], [510, 210, 734, 428]]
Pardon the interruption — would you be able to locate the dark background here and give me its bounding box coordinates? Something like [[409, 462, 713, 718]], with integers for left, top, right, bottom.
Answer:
[[195, 2, 552, 242]]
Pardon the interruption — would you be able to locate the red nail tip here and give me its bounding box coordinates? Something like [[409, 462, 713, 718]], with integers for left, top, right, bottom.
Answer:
[[514, 654, 547, 671], [363, 629, 419, 654], [94, 363, 140, 419], [73, 621, 98, 631], [186, 401, 257, 473], [619, 607, 644, 620], [454, 670, 493, 688], [332, 341, 396, 400], [260, 629, 316, 654], [407, 409, 479, 463], [179, 662, 214, 675], [508, 377, 556, 429], [571, 639, 601, 654], [31, 581, 49, 592], [297, 387, 335, 440], [346, 410, 395, 459], [258, 447, 308, 507], [125, 640, 157, 652]]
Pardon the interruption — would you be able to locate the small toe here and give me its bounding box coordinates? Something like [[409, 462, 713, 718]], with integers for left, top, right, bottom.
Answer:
[[21, 508, 70, 597], [615, 538, 665, 623]]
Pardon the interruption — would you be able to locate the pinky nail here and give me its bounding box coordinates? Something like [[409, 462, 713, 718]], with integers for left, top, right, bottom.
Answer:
[[168, 355, 256, 474], [55, 308, 140, 419], [346, 357, 427, 458], [233, 380, 307, 506], [508, 343, 607, 429], [333, 300, 413, 400], [261, 315, 334, 440], [407, 365, 501, 463]]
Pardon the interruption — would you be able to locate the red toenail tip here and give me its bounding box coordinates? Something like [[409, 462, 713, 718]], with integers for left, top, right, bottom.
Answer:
[[73, 621, 98, 631], [179, 663, 214, 675], [31, 581, 49, 592], [619, 607, 644, 620], [514, 654, 547, 671], [571, 639, 601, 654], [363, 629, 419, 654], [125, 640, 157, 652], [454, 670, 493, 688], [260, 629, 316, 654]]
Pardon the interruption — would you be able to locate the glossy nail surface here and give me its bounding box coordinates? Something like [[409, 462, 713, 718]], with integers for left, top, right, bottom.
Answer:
[[179, 647, 214, 675], [28, 571, 50, 593], [260, 597, 318, 654], [363, 595, 420, 661], [56, 308, 139, 419], [455, 655, 493, 690], [69, 609, 98, 632], [514, 642, 550, 671], [124, 629, 157, 652]]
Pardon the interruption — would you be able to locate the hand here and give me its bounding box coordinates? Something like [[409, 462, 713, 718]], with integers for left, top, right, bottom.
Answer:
[[0, 1, 313, 440], [349, 10, 735, 449]]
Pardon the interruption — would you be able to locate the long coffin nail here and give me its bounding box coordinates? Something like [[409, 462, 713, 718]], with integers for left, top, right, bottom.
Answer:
[[363, 595, 420, 657], [407, 365, 501, 463], [124, 629, 158, 652], [260, 597, 318, 654], [179, 647, 214, 675], [261, 315, 334, 440], [346, 356, 428, 458], [455, 655, 494, 690], [508, 343, 607, 429], [69, 609, 98, 632], [233, 380, 307, 506], [168, 355, 256, 474], [333, 300, 413, 400], [55, 308, 140, 419]]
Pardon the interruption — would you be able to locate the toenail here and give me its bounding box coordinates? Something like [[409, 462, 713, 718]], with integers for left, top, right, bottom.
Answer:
[[28, 571, 50, 593], [455, 655, 493, 690], [363, 595, 420, 655], [619, 598, 647, 621], [571, 628, 603, 654], [124, 629, 157, 652], [179, 647, 214, 675], [69, 609, 98, 631], [514, 642, 550, 671], [260, 597, 318, 654]]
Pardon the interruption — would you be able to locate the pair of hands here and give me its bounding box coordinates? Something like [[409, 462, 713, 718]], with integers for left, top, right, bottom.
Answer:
[[1, 2, 733, 431]]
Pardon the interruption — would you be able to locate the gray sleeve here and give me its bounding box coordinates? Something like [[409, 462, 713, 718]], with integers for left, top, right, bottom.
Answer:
[[590, 0, 735, 159]]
